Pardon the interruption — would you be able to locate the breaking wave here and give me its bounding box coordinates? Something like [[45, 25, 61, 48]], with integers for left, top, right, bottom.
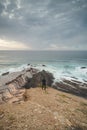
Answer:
[[0, 63, 87, 83]]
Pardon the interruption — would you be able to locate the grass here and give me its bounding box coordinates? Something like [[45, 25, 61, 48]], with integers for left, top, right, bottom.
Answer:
[[0, 125, 4, 130], [0, 109, 4, 115], [56, 98, 68, 103], [65, 125, 86, 130], [82, 108, 87, 115], [8, 114, 16, 121], [80, 102, 87, 107], [0, 87, 87, 130], [76, 108, 87, 116], [79, 102, 87, 116], [58, 94, 72, 99]]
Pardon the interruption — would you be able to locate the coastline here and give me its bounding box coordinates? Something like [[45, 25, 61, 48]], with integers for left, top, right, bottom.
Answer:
[[0, 64, 87, 104], [0, 65, 87, 130]]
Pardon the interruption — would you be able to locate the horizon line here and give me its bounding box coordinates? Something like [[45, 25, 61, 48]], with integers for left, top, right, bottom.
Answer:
[[0, 50, 87, 51]]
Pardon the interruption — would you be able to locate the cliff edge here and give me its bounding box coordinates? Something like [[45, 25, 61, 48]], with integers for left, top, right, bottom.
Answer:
[[0, 87, 87, 130]]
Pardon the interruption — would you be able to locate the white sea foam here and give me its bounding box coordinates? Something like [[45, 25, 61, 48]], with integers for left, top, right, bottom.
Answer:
[[0, 64, 30, 75], [34, 64, 87, 82], [0, 63, 87, 83]]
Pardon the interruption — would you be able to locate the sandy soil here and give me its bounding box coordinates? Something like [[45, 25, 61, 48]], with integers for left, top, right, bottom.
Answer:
[[0, 87, 87, 130]]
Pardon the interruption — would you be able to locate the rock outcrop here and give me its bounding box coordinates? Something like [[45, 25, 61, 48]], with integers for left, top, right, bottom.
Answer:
[[53, 79, 87, 98], [0, 67, 87, 104], [0, 69, 34, 104], [0, 69, 54, 104], [23, 70, 54, 89], [81, 67, 86, 69], [2, 72, 9, 76]]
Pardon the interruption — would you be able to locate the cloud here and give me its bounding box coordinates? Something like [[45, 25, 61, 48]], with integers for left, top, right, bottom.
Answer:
[[0, 38, 31, 50], [0, 0, 87, 50]]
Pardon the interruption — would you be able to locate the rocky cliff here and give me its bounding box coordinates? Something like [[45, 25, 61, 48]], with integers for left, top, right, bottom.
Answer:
[[0, 69, 54, 104], [0, 68, 35, 104]]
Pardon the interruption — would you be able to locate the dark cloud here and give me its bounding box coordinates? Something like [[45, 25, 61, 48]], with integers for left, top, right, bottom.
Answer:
[[0, 0, 87, 50], [0, 2, 5, 13]]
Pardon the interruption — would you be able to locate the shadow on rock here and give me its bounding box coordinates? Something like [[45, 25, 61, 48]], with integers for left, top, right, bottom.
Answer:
[[23, 70, 54, 89]]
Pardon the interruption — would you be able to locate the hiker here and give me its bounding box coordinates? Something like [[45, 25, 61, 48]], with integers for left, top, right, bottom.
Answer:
[[42, 78, 46, 90]]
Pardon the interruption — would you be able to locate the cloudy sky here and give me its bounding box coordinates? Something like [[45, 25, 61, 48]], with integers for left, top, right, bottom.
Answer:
[[0, 0, 87, 50]]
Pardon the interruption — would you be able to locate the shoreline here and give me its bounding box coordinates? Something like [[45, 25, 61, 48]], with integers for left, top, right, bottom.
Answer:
[[0, 65, 87, 129], [0, 63, 87, 83], [0, 65, 87, 104]]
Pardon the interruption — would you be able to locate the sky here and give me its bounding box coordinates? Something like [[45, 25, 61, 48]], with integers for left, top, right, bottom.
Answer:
[[0, 0, 87, 50]]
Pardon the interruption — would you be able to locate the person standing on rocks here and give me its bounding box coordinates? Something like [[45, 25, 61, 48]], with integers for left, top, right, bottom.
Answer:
[[41, 78, 47, 90]]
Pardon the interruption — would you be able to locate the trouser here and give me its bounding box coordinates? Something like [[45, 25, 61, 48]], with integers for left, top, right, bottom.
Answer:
[[42, 84, 46, 90]]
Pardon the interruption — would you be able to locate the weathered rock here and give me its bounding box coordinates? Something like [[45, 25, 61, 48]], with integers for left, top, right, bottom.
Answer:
[[23, 70, 54, 89], [42, 64, 46, 67], [2, 72, 9, 76], [81, 67, 86, 69], [27, 64, 30, 66], [53, 79, 87, 98], [0, 71, 33, 104]]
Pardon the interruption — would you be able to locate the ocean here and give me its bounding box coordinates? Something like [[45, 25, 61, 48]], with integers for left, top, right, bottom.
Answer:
[[0, 51, 87, 82]]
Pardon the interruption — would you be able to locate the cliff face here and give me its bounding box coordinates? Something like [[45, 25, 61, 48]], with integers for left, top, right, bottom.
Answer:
[[0, 70, 54, 104], [23, 70, 54, 89], [0, 70, 33, 104]]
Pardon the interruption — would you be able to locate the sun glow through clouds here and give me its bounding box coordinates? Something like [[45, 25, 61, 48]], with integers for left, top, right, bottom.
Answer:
[[0, 39, 31, 50]]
